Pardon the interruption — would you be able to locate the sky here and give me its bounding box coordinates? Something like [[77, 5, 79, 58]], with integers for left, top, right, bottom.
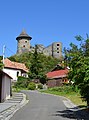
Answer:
[[0, 0, 89, 57]]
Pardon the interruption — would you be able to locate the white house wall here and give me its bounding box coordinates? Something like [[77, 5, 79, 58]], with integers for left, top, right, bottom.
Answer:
[[3, 68, 21, 81]]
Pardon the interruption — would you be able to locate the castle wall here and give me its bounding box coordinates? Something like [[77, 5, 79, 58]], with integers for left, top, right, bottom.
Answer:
[[36, 44, 44, 53], [43, 42, 62, 59], [16, 32, 62, 59], [43, 45, 52, 56]]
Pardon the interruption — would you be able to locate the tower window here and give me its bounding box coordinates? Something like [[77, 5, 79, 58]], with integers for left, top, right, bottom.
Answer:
[[57, 48, 59, 50], [25, 41, 27, 43], [57, 44, 60, 46], [23, 45, 25, 47], [57, 51, 59, 53]]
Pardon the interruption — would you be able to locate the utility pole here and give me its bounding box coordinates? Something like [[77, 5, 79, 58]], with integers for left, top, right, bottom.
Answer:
[[3, 45, 6, 64]]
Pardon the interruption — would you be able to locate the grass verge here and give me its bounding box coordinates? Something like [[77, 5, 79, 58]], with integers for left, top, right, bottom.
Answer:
[[41, 87, 87, 108]]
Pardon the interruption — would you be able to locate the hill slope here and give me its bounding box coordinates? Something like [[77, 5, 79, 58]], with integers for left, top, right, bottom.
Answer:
[[9, 52, 60, 74]]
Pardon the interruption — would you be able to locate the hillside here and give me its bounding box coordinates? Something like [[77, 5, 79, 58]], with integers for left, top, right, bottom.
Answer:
[[9, 52, 60, 74]]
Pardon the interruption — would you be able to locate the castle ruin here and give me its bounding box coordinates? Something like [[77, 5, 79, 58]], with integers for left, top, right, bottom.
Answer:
[[16, 30, 62, 59]]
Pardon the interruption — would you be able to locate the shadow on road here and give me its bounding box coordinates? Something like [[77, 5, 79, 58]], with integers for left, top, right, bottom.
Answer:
[[52, 106, 89, 120]]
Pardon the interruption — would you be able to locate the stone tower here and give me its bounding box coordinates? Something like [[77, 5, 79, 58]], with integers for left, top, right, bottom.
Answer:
[[16, 30, 32, 54], [52, 42, 62, 59]]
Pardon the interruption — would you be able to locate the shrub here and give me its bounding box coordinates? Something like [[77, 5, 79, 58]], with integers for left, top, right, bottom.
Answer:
[[48, 87, 63, 92], [28, 82, 36, 90], [14, 76, 30, 88], [38, 83, 43, 89], [63, 86, 73, 93], [18, 76, 26, 81]]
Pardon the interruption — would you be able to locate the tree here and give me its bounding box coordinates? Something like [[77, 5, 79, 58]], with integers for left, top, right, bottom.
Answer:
[[64, 35, 89, 106], [0, 56, 3, 70], [28, 45, 47, 82], [8, 46, 59, 84]]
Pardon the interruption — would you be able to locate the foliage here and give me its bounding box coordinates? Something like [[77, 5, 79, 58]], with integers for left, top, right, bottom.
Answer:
[[0, 56, 3, 70], [9, 45, 60, 89], [27, 82, 36, 90], [79, 81, 89, 106], [38, 83, 43, 89], [9, 49, 59, 88], [47, 85, 75, 93], [28, 45, 44, 79], [64, 35, 89, 106], [14, 76, 30, 88], [9, 49, 59, 74], [39, 74, 47, 84], [9, 52, 32, 69]]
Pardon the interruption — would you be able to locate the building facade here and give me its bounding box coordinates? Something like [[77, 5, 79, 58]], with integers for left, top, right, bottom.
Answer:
[[46, 69, 69, 88], [16, 30, 62, 59], [3, 58, 28, 81]]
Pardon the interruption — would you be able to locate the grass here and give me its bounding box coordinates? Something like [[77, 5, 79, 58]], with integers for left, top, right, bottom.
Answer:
[[13, 85, 87, 108], [41, 86, 87, 108], [12, 87, 28, 92]]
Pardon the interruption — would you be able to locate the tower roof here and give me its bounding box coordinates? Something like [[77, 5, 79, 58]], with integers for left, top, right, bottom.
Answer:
[[16, 30, 32, 40]]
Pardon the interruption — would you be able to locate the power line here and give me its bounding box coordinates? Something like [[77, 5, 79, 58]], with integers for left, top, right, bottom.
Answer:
[[6, 46, 16, 55]]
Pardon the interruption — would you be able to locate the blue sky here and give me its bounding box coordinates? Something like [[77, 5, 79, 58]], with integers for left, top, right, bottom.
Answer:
[[0, 0, 89, 57]]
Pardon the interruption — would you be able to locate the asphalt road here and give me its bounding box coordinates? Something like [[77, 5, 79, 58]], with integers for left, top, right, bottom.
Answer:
[[9, 90, 78, 120]]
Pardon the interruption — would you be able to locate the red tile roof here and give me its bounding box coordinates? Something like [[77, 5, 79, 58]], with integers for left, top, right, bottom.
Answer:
[[4, 58, 28, 72], [47, 69, 68, 79]]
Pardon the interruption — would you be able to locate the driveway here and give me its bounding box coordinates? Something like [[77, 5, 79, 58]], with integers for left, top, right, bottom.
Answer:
[[9, 90, 83, 120]]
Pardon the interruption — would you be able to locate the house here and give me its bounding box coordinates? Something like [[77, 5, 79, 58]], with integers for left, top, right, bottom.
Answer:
[[0, 70, 12, 102], [46, 69, 69, 88], [3, 58, 28, 81]]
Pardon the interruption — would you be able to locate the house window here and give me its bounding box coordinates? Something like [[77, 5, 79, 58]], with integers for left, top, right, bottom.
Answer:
[[23, 45, 25, 47], [22, 73, 27, 77], [17, 72, 19, 77]]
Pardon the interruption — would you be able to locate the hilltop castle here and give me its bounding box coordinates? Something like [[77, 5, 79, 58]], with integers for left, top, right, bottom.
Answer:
[[16, 30, 62, 59]]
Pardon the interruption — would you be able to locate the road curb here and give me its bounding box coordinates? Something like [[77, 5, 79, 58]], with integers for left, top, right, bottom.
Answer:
[[40, 91, 78, 110]]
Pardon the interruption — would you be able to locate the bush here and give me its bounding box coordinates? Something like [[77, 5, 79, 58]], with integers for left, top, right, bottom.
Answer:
[[63, 85, 74, 93], [48, 87, 62, 92], [28, 82, 36, 90], [18, 76, 26, 81], [38, 83, 43, 89], [14, 76, 30, 89]]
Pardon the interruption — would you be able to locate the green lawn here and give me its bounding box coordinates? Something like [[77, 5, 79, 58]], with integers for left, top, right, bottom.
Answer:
[[41, 87, 87, 108]]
